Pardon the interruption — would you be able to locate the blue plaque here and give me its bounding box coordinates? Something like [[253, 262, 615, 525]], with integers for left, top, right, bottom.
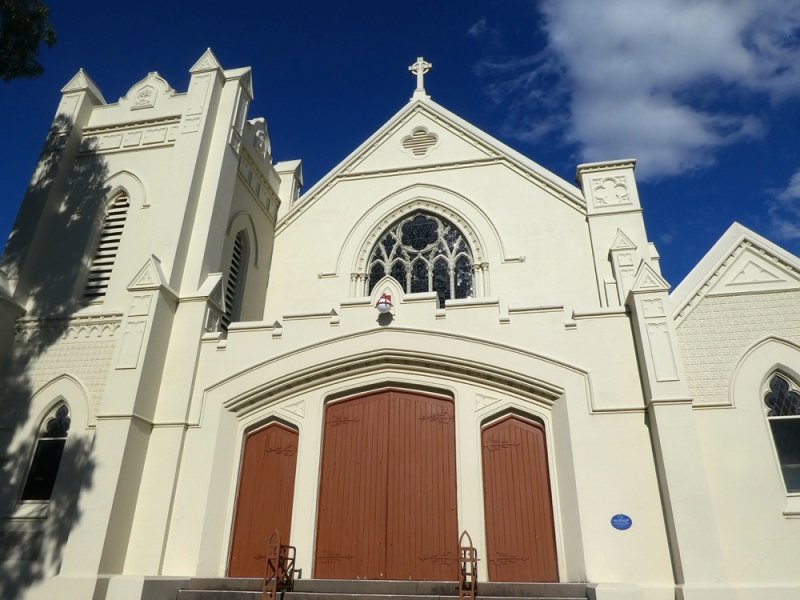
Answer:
[[610, 514, 632, 530]]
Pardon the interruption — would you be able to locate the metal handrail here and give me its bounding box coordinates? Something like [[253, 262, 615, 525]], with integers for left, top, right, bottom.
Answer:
[[262, 530, 296, 600], [458, 530, 478, 600]]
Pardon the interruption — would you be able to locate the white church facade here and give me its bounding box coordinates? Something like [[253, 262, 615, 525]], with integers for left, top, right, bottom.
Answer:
[[0, 51, 798, 600]]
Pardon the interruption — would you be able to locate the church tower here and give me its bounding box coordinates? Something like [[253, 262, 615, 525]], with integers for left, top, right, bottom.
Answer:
[[0, 50, 297, 599]]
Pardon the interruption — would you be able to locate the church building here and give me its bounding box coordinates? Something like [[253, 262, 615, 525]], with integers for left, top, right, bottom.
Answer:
[[0, 50, 798, 600]]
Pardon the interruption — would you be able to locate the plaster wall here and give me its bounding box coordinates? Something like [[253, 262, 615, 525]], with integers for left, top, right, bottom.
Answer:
[[676, 291, 800, 592], [268, 169, 597, 319], [156, 278, 673, 593], [159, 132, 674, 586]]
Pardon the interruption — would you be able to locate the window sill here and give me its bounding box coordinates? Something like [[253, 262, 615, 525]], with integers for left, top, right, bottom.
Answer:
[[444, 296, 499, 309], [9, 502, 49, 520], [783, 494, 800, 518]]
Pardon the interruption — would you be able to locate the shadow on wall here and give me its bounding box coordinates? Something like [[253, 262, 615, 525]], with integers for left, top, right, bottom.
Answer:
[[0, 113, 112, 598]]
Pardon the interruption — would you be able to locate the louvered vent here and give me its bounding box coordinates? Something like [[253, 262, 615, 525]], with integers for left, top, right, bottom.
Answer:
[[401, 127, 438, 157], [83, 193, 129, 302], [221, 231, 246, 331]]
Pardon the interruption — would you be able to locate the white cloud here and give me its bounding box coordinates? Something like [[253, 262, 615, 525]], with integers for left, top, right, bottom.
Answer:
[[467, 17, 488, 38], [478, 0, 800, 180], [770, 170, 800, 240], [659, 231, 675, 246], [779, 171, 800, 202]]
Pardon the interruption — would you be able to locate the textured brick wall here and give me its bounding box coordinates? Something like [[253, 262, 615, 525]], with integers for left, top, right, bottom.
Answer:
[[2, 317, 121, 424], [676, 290, 800, 406]]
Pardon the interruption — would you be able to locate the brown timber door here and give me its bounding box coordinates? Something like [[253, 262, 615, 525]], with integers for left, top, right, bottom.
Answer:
[[228, 423, 299, 577], [482, 416, 558, 582], [315, 390, 457, 580]]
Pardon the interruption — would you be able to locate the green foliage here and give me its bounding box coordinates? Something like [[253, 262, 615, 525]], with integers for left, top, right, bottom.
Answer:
[[0, 0, 57, 82]]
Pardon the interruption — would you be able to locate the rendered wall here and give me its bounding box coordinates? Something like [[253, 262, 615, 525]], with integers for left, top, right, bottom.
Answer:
[[677, 290, 800, 598], [158, 116, 676, 596]]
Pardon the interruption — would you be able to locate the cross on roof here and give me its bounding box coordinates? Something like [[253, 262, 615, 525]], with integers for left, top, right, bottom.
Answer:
[[409, 57, 432, 99]]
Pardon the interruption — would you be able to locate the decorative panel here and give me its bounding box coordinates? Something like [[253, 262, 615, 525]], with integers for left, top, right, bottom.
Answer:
[[81, 118, 179, 154], [591, 175, 631, 208]]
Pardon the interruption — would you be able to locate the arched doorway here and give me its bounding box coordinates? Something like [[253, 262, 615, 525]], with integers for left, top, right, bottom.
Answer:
[[482, 415, 558, 582], [228, 422, 299, 576], [314, 389, 458, 580]]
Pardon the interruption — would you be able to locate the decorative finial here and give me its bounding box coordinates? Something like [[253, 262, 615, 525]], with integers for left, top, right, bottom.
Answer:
[[409, 56, 432, 99]]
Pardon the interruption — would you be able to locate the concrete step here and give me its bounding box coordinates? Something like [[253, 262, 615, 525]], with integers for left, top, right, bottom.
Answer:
[[177, 578, 588, 599], [293, 580, 458, 595], [184, 579, 262, 592], [178, 594, 586, 600], [178, 593, 257, 600], [295, 581, 586, 598], [289, 595, 587, 600], [481, 583, 587, 598]]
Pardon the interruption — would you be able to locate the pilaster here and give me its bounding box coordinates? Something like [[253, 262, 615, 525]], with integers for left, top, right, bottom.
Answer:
[[114, 52, 256, 576], [123, 272, 224, 573], [57, 256, 178, 577], [178, 56, 252, 295], [166, 49, 226, 294], [0, 271, 25, 364], [626, 261, 734, 600], [2, 70, 105, 307], [274, 160, 302, 221], [577, 160, 659, 308]]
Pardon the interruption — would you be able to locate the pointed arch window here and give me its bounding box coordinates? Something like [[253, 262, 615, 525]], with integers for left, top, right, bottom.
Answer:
[[83, 192, 130, 302], [764, 373, 800, 493], [21, 403, 71, 501], [221, 230, 249, 331], [367, 212, 474, 307]]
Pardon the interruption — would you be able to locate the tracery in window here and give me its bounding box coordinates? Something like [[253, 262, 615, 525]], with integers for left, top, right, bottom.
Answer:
[[21, 403, 71, 501], [367, 212, 474, 307], [84, 192, 129, 302], [764, 373, 800, 493]]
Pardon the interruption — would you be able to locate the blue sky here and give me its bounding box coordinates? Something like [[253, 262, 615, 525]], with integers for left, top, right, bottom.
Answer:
[[2, 0, 800, 287]]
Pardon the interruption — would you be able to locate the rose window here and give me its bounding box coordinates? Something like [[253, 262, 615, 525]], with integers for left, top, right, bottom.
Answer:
[[367, 212, 474, 307]]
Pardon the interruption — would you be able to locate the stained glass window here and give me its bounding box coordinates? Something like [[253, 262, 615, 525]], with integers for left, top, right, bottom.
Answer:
[[764, 373, 800, 493], [367, 212, 474, 306], [21, 404, 71, 501]]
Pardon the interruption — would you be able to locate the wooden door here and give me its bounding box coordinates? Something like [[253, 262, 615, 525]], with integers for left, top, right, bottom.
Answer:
[[315, 392, 390, 579], [386, 390, 458, 580], [315, 390, 457, 580], [482, 416, 558, 582], [228, 423, 299, 577]]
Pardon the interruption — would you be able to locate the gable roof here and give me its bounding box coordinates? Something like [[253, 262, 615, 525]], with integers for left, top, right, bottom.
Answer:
[[671, 222, 800, 323], [276, 96, 586, 231]]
